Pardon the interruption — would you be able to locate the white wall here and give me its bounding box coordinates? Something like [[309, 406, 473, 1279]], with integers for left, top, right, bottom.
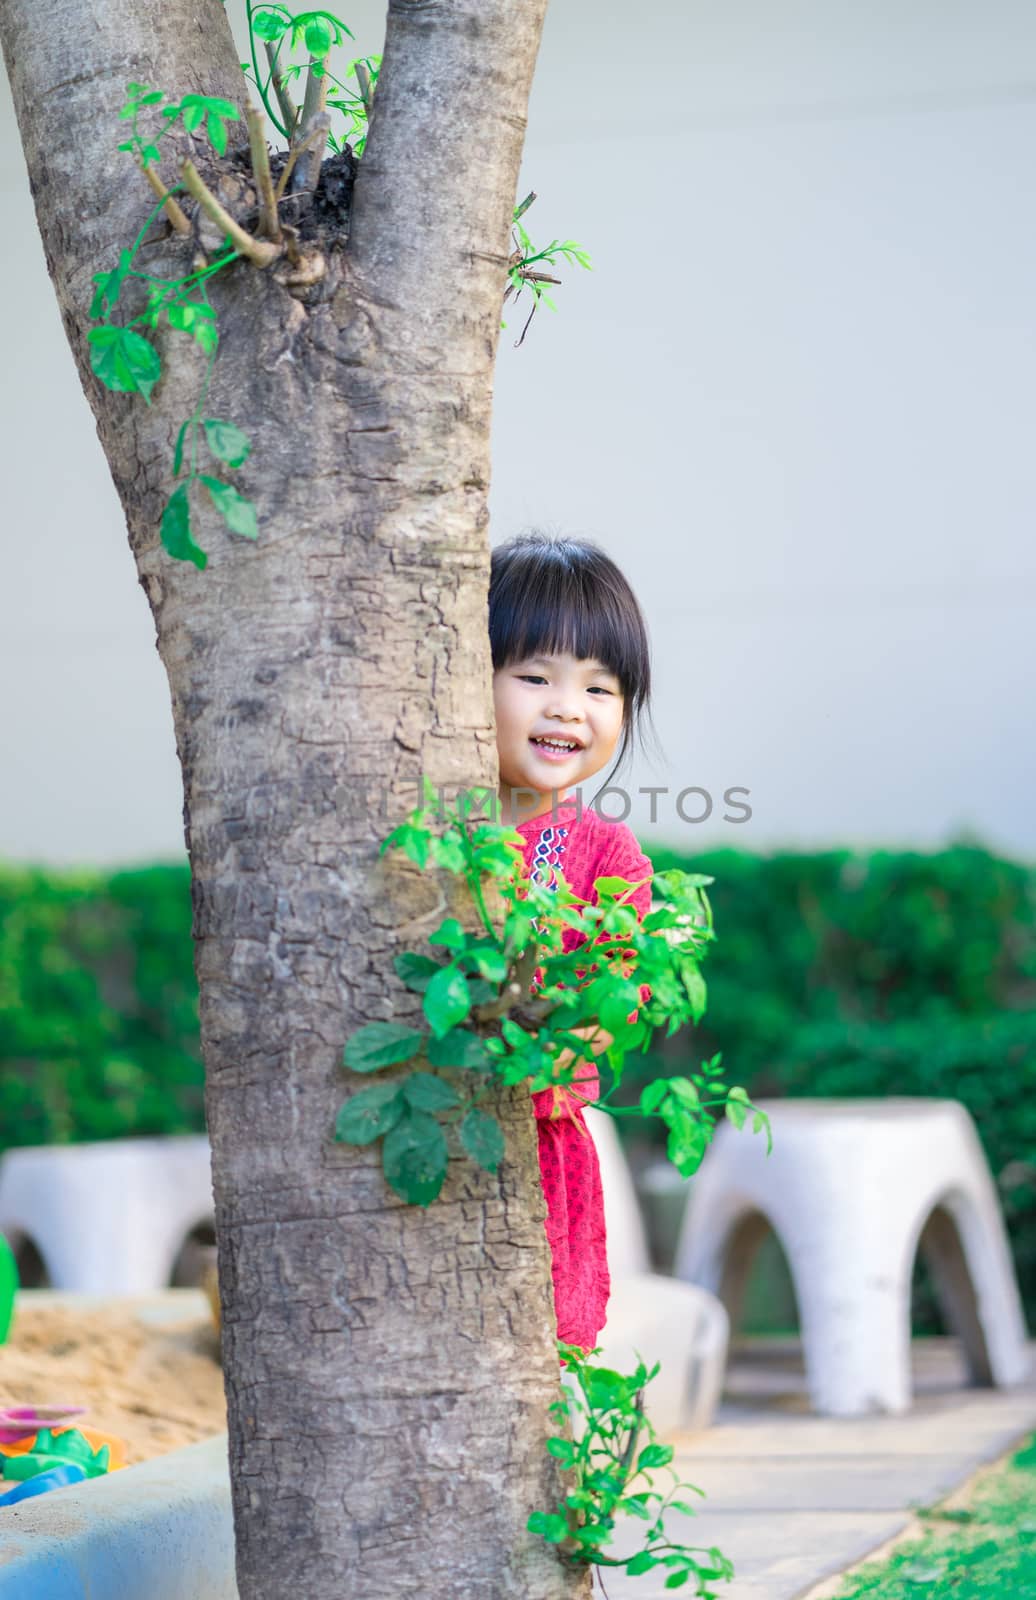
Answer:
[[3, 0, 1034, 864]]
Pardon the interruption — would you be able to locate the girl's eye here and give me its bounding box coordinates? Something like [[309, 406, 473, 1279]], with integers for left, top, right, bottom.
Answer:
[[518, 675, 547, 685], [588, 686, 615, 696]]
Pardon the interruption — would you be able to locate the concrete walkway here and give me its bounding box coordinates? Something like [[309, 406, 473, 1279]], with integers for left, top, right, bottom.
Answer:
[[597, 1336, 1036, 1600]]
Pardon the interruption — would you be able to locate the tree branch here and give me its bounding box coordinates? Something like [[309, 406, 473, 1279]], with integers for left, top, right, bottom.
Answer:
[[290, 57, 329, 198], [273, 119, 330, 203], [180, 159, 281, 267], [347, 0, 550, 357], [264, 37, 298, 136], [354, 60, 373, 119], [246, 105, 280, 241]]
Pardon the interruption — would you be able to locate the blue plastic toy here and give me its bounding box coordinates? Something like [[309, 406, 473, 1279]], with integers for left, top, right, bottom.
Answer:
[[0, 1462, 86, 1507]]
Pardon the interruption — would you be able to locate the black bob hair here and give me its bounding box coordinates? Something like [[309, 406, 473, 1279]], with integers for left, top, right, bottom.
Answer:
[[489, 531, 658, 783]]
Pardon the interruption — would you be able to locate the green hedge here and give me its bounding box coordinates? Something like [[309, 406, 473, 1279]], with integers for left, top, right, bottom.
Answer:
[[0, 865, 203, 1147], [1, 845, 1034, 1320]]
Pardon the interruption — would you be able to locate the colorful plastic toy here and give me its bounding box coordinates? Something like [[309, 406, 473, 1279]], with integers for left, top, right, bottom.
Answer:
[[0, 1462, 86, 1507], [2, 1428, 110, 1482], [0, 1235, 15, 1345], [0, 1406, 86, 1445]]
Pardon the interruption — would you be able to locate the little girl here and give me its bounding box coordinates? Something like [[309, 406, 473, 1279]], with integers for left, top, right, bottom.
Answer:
[[489, 531, 656, 1357]]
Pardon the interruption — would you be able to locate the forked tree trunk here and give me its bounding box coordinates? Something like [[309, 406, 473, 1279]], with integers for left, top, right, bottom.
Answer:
[[1, 1, 591, 1593]]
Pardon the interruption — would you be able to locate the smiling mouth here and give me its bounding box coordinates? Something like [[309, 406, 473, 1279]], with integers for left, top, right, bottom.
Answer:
[[529, 736, 583, 755]]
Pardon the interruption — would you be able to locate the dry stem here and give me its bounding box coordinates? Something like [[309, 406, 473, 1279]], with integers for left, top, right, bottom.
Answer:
[[355, 61, 374, 118], [180, 160, 281, 267], [246, 105, 280, 241], [142, 163, 191, 236]]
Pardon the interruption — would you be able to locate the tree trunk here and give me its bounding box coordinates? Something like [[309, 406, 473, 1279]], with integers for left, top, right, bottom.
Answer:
[[0, 1, 591, 1594]]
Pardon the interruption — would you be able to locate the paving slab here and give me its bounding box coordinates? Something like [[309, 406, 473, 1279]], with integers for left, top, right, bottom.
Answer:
[[597, 1337, 1036, 1600]]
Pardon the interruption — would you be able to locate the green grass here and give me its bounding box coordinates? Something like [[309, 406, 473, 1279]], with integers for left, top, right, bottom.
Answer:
[[831, 1434, 1036, 1597]]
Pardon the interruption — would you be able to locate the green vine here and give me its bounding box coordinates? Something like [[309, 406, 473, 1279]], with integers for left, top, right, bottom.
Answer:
[[86, 9, 591, 567], [536, 1342, 736, 1594]]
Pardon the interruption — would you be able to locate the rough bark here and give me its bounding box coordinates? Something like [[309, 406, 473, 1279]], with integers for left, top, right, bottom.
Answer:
[[0, 1, 592, 1594]]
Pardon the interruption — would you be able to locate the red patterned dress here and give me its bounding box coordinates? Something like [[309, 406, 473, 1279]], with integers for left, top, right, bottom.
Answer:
[[514, 798, 653, 1355]]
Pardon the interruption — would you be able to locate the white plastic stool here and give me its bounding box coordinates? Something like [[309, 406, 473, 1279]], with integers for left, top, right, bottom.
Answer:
[[674, 1098, 1031, 1416], [573, 1107, 729, 1437], [0, 1137, 215, 1294]]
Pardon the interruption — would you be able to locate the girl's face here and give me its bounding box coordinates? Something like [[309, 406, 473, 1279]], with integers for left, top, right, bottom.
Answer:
[[493, 651, 626, 807]]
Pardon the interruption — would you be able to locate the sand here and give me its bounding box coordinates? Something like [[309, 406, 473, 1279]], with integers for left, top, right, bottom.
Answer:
[[0, 1295, 226, 1466]]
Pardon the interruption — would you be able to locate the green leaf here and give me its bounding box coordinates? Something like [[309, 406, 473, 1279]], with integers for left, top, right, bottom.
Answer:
[[640, 1080, 669, 1116], [334, 1080, 405, 1144], [422, 965, 471, 1039], [665, 1116, 709, 1178], [526, 1511, 570, 1544], [469, 947, 508, 982], [382, 1107, 448, 1205], [636, 1443, 674, 1472], [667, 1077, 701, 1110], [582, 1366, 633, 1411], [680, 959, 707, 1023], [88, 325, 162, 402], [160, 484, 207, 570], [393, 952, 440, 994], [252, 10, 289, 39], [460, 1108, 505, 1173], [725, 1084, 750, 1131], [381, 821, 430, 868], [188, 94, 241, 119], [427, 1030, 493, 1071], [626, 1551, 661, 1575], [200, 476, 258, 540], [203, 417, 251, 468], [429, 835, 466, 873], [207, 109, 229, 157], [193, 319, 219, 355], [429, 917, 466, 950], [664, 1573, 691, 1591], [401, 1071, 460, 1113], [546, 1436, 575, 1466], [167, 302, 198, 332], [343, 1021, 424, 1073], [182, 100, 206, 133], [89, 249, 134, 317], [172, 419, 190, 476], [305, 16, 333, 55], [594, 873, 648, 900]]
